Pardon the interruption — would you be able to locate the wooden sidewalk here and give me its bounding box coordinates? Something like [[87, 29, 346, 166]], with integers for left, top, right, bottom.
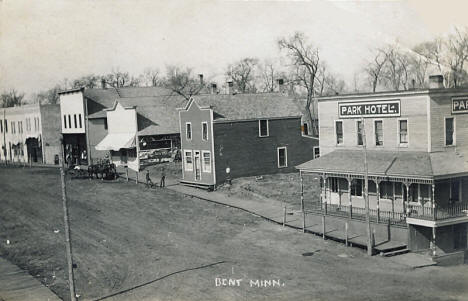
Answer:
[[0, 258, 61, 301]]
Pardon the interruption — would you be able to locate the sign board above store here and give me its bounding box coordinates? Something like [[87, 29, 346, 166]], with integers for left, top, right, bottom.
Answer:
[[338, 100, 401, 118], [452, 97, 468, 114]]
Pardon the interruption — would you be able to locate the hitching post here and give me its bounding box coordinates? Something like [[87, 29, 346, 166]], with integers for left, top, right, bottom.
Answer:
[[59, 138, 77, 301]]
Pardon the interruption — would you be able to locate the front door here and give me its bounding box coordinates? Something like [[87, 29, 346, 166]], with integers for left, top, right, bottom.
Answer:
[[194, 151, 201, 181]]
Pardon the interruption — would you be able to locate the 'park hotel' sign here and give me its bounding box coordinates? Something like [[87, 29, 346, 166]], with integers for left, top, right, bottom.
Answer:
[[338, 100, 401, 118], [452, 97, 468, 114]]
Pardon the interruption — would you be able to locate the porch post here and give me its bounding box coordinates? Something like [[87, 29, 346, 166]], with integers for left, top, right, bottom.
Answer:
[[432, 183, 436, 220], [347, 176, 352, 219], [375, 179, 380, 223], [432, 227, 436, 257], [392, 182, 395, 219], [404, 182, 410, 216], [300, 170, 304, 212]]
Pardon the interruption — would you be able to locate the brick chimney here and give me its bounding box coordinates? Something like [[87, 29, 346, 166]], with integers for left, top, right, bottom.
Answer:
[[227, 80, 234, 94], [198, 74, 204, 86], [276, 78, 285, 93], [429, 75, 444, 89], [211, 83, 217, 94]]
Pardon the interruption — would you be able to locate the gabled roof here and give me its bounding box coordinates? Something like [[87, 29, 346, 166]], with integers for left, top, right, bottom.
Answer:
[[83, 88, 120, 108], [116, 86, 174, 98], [117, 95, 188, 136], [191, 92, 303, 122]]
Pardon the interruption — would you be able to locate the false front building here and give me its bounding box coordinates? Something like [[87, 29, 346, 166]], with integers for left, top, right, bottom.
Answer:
[[1, 103, 61, 164], [297, 75, 468, 261], [178, 93, 318, 189]]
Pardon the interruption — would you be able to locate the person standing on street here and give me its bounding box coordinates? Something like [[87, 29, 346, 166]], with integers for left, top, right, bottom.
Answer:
[[160, 166, 166, 188]]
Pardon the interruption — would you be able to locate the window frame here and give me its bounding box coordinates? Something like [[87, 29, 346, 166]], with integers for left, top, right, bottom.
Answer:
[[302, 123, 309, 136], [258, 119, 269, 137], [64, 115, 67, 129], [277, 146, 288, 168], [356, 120, 363, 146], [184, 150, 193, 171], [186, 122, 192, 140], [335, 120, 343, 145], [201, 122, 208, 141], [68, 115, 72, 129], [444, 116, 456, 146], [202, 150, 211, 173], [374, 119, 384, 147], [398, 118, 409, 147], [313, 146, 320, 159], [79, 114, 82, 128], [351, 179, 363, 197]]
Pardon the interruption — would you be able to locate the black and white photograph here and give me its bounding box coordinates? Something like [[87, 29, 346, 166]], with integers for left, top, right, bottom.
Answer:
[[1, 0, 468, 300]]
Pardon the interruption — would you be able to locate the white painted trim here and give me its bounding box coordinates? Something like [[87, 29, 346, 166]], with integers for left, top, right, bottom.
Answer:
[[373, 119, 384, 147], [334, 119, 343, 145], [407, 216, 468, 228], [210, 109, 216, 185], [178, 109, 184, 179], [355, 120, 363, 146], [183, 149, 193, 171], [201, 121, 208, 141], [444, 116, 456, 146], [201, 150, 212, 173], [185, 122, 192, 140], [277, 146, 287, 168], [194, 150, 201, 181], [397, 118, 409, 147], [313, 146, 320, 159], [427, 96, 431, 152], [258, 119, 269, 137]]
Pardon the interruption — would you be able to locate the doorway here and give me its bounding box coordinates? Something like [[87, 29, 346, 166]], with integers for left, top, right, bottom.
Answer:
[[194, 151, 201, 181]]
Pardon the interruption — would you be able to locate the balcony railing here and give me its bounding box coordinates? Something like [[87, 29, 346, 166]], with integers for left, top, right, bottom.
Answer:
[[407, 202, 468, 221]]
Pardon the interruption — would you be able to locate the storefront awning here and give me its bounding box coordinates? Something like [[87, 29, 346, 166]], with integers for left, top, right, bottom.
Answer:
[[95, 133, 136, 151]]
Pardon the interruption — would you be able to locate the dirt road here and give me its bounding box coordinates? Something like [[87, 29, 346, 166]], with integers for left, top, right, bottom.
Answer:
[[0, 167, 467, 301]]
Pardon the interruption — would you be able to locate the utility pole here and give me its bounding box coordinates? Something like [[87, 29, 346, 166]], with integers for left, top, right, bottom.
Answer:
[[361, 117, 373, 256], [59, 138, 77, 301], [3, 109, 7, 165]]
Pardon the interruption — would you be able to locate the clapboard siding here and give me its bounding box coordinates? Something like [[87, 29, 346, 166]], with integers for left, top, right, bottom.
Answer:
[[213, 118, 317, 184], [318, 95, 429, 156]]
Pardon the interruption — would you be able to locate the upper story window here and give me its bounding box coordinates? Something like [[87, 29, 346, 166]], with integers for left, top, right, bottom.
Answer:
[[259, 119, 269, 137], [79, 114, 82, 128], [74, 114, 77, 128], [202, 122, 208, 140], [11, 121, 15, 134], [445, 117, 455, 146], [356, 120, 363, 146], [0, 119, 2, 133], [399, 119, 408, 145], [64, 115, 67, 129], [303, 123, 309, 136], [186, 123, 192, 140], [313, 146, 320, 159], [68, 115, 72, 129], [374, 120, 383, 146], [335, 121, 343, 144], [104, 119, 108, 130], [4, 120, 7, 133]]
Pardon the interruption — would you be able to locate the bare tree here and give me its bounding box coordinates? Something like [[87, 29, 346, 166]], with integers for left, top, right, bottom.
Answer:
[[278, 32, 320, 136], [102, 69, 134, 88], [34, 85, 62, 105], [364, 49, 387, 92], [446, 27, 468, 87], [142, 67, 161, 87], [1, 89, 25, 108], [226, 58, 259, 93], [71, 74, 100, 89], [163, 66, 204, 100]]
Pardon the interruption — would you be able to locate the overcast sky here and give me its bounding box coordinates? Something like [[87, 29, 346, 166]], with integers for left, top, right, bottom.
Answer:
[[1, 0, 468, 98]]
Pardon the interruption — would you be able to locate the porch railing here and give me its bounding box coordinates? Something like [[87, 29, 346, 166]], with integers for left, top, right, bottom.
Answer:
[[407, 202, 468, 221], [306, 202, 406, 227]]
